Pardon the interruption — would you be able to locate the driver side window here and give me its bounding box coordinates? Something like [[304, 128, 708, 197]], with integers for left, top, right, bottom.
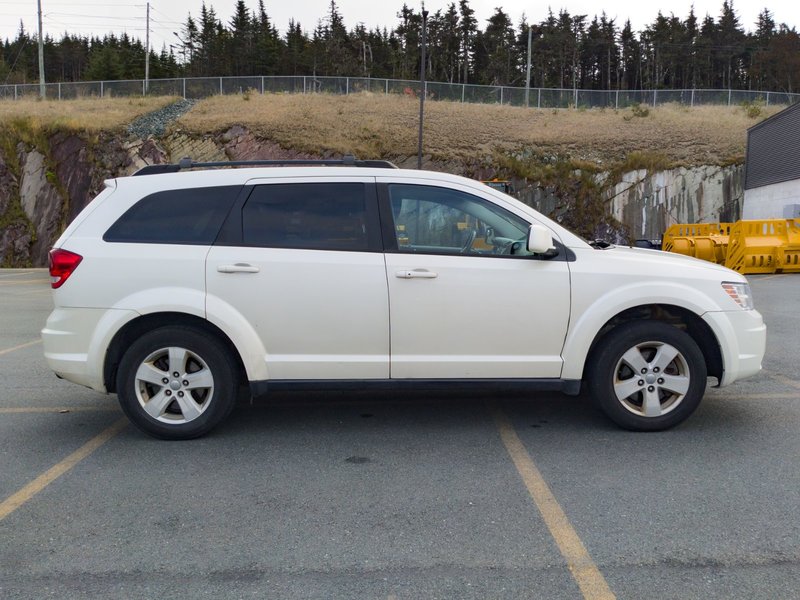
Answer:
[[388, 184, 532, 256]]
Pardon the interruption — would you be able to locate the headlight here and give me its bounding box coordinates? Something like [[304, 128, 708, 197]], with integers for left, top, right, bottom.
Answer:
[[721, 282, 754, 310]]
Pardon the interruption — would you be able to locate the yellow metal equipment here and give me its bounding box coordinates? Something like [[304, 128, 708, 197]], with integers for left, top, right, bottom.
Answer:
[[662, 223, 732, 265], [725, 219, 800, 274]]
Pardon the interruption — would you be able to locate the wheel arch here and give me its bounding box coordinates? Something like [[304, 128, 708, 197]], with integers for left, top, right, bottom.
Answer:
[[579, 304, 723, 384], [104, 312, 246, 393]]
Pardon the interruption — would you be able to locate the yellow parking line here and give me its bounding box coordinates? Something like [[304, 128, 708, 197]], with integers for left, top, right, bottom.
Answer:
[[706, 392, 800, 400], [0, 271, 38, 279], [0, 339, 42, 356], [0, 280, 49, 285], [764, 371, 800, 391], [492, 407, 615, 600], [0, 418, 127, 521], [749, 274, 785, 283], [0, 406, 120, 414]]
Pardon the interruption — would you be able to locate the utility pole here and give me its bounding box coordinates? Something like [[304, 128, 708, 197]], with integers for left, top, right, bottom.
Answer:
[[525, 25, 532, 108], [37, 0, 44, 99], [145, 2, 150, 94], [417, 6, 428, 170]]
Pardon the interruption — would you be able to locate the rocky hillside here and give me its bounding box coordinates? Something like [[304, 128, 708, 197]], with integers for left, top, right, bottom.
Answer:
[[0, 96, 758, 266]]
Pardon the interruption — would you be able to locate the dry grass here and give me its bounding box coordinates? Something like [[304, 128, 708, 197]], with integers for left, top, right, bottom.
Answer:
[[180, 92, 781, 167], [0, 96, 177, 132]]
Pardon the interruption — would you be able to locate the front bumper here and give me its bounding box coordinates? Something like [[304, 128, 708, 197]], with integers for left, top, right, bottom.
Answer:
[[702, 309, 766, 386]]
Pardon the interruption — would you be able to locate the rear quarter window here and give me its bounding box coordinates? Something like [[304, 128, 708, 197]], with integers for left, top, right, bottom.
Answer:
[[103, 186, 240, 244]]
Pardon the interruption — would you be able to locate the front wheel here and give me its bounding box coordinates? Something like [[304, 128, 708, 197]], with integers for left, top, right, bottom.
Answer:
[[587, 321, 707, 431], [116, 326, 238, 440]]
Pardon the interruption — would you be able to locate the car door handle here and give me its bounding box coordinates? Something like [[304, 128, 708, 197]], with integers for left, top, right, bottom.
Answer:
[[395, 269, 438, 279], [217, 263, 260, 274]]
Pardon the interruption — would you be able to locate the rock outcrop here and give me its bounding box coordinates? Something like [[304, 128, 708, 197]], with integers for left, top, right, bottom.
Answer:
[[0, 123, 748, 266]]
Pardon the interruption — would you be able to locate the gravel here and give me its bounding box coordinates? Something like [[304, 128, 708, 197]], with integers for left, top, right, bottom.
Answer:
[[127, 99, 196, 138]]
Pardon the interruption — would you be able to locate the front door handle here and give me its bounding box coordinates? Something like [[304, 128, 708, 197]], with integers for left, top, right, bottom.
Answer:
[[217, 263, 260, 274], [395, 269, 438, 279]]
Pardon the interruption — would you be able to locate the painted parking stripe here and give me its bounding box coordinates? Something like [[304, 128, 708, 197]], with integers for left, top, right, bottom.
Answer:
[[764, 371, 800, 390], [0, 406, 121, 414], [493, 406, 616, 600], [0, 418, 127, 521], [0, 339, 42, 356]]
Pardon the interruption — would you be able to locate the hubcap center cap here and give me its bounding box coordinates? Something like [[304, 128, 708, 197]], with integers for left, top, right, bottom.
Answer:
[[169, 380, 182, 391], [645, 374, 657, 384]]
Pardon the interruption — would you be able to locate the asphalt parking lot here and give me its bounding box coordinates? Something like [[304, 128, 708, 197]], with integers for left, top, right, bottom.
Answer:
[[1, 269, 798, 599]]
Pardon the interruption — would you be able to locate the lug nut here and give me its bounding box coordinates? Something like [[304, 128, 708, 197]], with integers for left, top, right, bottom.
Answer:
[[173, 371, 180, 377], [177, 391, 184, 398], [162, 377, 169, 384], [641, 368, 647, 374], [647, 386, 655, 392], [165, 390, 172, 396], [653, 367, 660, 373], [182, 380, 189, 386], [658, 378, 664, 384], [638, 380, 644, 386]]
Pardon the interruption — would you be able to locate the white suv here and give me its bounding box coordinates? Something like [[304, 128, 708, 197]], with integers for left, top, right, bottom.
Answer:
[[42, 158, 766, 439]]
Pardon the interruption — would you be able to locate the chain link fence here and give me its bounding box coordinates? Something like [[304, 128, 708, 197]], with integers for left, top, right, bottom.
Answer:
[[1, 75, 797, 108]]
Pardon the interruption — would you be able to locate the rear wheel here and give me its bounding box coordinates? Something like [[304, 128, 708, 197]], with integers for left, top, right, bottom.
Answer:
[[116, 326, 238, 439], [587, 321, 707, 431]]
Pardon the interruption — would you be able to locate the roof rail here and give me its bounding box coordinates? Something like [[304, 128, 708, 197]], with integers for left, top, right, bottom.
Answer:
[[132, 154, 398, 176]]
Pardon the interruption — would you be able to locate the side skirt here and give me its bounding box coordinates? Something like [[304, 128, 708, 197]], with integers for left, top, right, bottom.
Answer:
[[249, 378, 582, 399]]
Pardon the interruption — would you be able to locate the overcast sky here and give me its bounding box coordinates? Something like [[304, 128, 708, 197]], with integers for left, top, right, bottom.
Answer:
[[2, 0, 796, 52]]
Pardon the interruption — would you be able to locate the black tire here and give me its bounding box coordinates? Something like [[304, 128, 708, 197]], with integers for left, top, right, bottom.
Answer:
[[587, 320, 707, 431], [116, 326, 238, 440]]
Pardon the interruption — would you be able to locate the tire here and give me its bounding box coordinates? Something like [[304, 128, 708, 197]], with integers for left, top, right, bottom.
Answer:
[[587, 320, 707, 431], [116, 326, 238, 440]]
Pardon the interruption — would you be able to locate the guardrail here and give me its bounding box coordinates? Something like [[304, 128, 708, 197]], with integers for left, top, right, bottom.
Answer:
[[664, 219, 800, 274], [1, 76, 799, 109]]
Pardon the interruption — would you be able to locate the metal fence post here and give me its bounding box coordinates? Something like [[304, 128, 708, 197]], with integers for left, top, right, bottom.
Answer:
[[615, 89, 619, 110], [461, 83, 465, 103], [385, 78, 388, 95], [766, 91, 770, 107], [538, 88, 541, 109], [219, 77, 223, 95], [261, 76, 264, 94], [346, 77, 349, 95], [58, 82, 61, 100], [653, 89, 657, 108], [142, 80, 145, 97], [573, 88, 578, 108], [691, 89, 695, 107], [182, 78, 186, 99], [100, 81, 104, 97], [728, 89, 731, 105], [500, 86, 504, 105]]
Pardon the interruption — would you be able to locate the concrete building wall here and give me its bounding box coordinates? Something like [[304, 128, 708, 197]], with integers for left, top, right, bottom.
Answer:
[[743, 180, 800, 219]]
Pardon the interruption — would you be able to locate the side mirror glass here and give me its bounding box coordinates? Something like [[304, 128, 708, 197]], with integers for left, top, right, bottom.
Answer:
[[527, 224, 555, 254]]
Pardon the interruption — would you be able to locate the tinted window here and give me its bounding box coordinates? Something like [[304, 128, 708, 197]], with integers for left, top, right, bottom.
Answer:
[[388, 184, 534, 256], [242, 183, 369, 251], [104, 186, 239, 244]]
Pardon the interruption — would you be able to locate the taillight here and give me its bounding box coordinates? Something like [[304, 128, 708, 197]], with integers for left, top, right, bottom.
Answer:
[[49, 248, 83, 289]]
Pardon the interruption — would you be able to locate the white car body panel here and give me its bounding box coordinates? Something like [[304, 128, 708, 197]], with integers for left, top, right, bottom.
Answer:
[[41, 166, 765, 407]]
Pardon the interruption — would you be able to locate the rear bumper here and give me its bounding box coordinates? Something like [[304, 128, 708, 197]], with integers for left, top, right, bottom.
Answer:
[[42, 307, 138, 392], [703, 309, 766, 386]]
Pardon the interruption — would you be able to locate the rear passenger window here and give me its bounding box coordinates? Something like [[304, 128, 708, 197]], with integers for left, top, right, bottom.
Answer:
[[104, 186, 239, 244], [242, 183, 368, 251]]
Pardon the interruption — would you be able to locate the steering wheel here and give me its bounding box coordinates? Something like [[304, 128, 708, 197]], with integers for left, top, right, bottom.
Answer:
[[461, 228, 477, 253]]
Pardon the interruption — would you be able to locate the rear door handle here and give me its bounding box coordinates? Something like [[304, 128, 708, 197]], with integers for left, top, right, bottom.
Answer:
[[217, 263, 260, 274], [395, 269, 438, 279]]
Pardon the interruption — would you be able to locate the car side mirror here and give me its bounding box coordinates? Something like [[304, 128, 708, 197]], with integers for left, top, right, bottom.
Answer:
[[527, 224, 556, 255]]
